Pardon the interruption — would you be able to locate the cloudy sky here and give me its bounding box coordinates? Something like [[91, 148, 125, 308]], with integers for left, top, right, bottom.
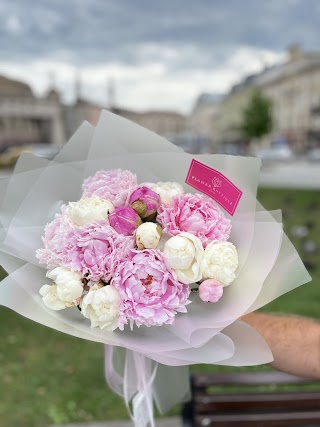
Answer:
[[0, 0, 319, 112]]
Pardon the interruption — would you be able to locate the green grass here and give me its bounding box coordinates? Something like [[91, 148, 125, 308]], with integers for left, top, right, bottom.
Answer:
[[0, 188, 319, 426], [257, 188, 320, 318], [0, 293, 126, 426]]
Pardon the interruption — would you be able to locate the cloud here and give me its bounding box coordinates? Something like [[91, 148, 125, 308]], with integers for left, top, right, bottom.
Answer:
[[5, 15, 22, 34], [0, 47, 284, 113], [0, 0, 318, 111]]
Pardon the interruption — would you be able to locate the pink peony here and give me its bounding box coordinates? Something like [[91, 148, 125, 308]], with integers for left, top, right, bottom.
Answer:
[[199, 279, 224, 302], [36, 207, 75, 270], [109, 207, 142, 236], [82, 169, 138, 207], [129, 186, 160, 219], [68, 221, 134, 282], [158, 193, 231, 247], [112, 249, 190, 329]]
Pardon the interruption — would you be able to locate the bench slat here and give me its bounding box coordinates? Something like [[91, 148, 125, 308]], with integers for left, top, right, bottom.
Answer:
[[195, 410, 320, 427], [192, 371, 318, 388], [194, 391, 320, 414], [189, 372, 320, 427]]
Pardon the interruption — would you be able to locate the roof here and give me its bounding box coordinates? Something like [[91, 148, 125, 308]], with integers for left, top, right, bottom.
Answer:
[[229, 49, 320, 94], [0, 75, 33, 97]]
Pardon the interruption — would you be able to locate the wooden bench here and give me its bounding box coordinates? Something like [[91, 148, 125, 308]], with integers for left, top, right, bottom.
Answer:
[[184, 371, 320, 427]]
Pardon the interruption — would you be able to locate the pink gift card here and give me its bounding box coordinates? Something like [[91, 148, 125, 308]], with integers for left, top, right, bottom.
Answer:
[[185, 159, 242, 216]]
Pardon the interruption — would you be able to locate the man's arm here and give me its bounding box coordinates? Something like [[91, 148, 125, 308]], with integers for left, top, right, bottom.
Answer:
[[241, 312, 320, 379]]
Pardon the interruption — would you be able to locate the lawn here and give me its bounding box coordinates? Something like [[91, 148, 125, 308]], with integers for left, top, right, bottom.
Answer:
[[0, 188, 319, 427]]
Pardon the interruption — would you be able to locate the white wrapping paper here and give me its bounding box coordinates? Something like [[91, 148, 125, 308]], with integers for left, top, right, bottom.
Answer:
[[0, 110, 311, 426]]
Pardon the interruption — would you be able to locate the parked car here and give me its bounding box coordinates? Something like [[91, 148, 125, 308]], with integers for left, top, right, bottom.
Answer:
[[255, 144, 294, 161], [255, 136, 294, 162]]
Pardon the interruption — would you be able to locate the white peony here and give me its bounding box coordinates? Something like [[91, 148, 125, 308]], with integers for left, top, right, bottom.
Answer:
[[47, 267, 84, 303], [201, 241, 238, 286], [39, 284, 67, 310], [81, 284, 120, 330], [163, 232, 204, 284], [135, 223, 162, 249], [67, 196, 114, 226], [147, 181, 184, 206], [40, 267, 84, 310]]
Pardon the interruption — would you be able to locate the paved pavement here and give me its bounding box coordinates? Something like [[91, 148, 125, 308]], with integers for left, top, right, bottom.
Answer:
[[52, 417, 182, 427], [259, 160, 320, 189]]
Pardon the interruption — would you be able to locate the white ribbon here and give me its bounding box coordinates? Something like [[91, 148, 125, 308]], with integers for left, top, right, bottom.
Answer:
[[105, 345, 158, 427]]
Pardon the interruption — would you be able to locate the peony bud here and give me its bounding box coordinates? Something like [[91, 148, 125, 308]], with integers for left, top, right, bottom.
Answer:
[[109, 206, 142, 236], [130, 186, 161, 219], [135, 223, 162, 249], [199, 279, 223, 303]]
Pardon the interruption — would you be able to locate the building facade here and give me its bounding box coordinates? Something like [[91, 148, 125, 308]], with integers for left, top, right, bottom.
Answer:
[[0, 76, 65, 152], [217, 46, 320, 150], [113, 108, 187, 138], [189, 93, 223, 151]]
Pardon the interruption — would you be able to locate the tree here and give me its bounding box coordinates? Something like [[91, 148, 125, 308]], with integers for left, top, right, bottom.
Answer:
[[241, 90, 273, 139]]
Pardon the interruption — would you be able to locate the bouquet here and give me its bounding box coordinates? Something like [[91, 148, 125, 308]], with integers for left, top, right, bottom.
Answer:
[[0, 111, 311, 427], [37, 167, 237, 331]]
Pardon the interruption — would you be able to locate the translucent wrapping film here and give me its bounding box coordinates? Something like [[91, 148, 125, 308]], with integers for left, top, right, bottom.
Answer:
[[0, 111, 311, 426]]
